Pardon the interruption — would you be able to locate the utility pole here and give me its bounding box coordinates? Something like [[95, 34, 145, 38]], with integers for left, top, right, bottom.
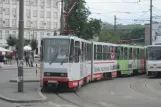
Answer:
[[150, 0, 152, 45], [114, 15, 117, 37], [60, 0, 64, 33], [18, 0, 24, 92]]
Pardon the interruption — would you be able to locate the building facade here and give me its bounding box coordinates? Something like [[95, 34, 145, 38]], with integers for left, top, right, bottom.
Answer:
[[145, 22, 161, 45], [0, 0, 60, 54]]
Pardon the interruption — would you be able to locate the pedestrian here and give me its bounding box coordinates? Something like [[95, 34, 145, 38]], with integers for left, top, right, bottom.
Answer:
[[25, 55, 30, 66], [15, 53, 18, 67], [30, 54, 34, 67], [0, 52, 4, 68]]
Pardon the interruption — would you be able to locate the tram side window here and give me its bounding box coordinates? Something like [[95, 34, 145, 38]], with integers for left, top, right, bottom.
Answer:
[[97, 45, 103, 60], [115, 47, 117, 60], [74, 41, 80, 63], [94, 45, 96, 60], [87, 43, 91, 60], [129, 48, 132, 60], [137, 48, 139, 59], [103, 45, 108, 60], [140, 49, 144, 59], [40, 40, 43, 61], [124, 47, 128, 60], [69, 39, 74, 63], [117, 47, 120, 60], [120, 47, 123, 60]]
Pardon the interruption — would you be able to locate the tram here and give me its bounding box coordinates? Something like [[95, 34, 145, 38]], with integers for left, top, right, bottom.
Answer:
[[117, 45, 146, 76], [146, 45, 161, 77], [39, 35, 146, 91]]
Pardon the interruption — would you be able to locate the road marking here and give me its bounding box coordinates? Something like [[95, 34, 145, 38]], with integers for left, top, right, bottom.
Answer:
[[48, 102, 78, 107], [99, 102, 113, 107]]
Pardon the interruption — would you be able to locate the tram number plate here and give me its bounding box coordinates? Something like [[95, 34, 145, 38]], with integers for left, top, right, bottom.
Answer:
[[48, 81, 57, 83]]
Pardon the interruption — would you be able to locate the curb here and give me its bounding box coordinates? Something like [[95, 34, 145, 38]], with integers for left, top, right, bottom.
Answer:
[[0, 67, 36, 70], [10, 80, 40, 83], [0, 88, 48, 103]]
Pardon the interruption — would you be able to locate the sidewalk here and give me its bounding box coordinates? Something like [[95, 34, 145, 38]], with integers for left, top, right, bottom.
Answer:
[[10, 69, 40, 82], [0, 63, 39, 70], [0, 82, 47, 103]]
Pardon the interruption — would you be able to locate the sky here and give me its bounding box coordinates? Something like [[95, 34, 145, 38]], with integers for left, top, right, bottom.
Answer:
[[85, 0, 161, 25]]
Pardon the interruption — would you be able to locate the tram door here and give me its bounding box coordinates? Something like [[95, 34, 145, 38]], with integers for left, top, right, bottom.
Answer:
[[80, 42, 87, 78]]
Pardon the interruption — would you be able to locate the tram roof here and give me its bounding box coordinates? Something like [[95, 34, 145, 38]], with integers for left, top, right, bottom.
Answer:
[[146, 45, 161, 47], [93, 41, 118, 46], [42, 35, 91, 43]]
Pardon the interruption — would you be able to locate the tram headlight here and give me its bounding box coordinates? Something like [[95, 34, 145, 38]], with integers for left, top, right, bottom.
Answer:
[[44, 72, 51, 76], [61, 73, 67, 77]]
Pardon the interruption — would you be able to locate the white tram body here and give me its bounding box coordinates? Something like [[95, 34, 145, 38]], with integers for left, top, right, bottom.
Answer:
[[146, 45, 161, 77], [40, 36, 117, 90]]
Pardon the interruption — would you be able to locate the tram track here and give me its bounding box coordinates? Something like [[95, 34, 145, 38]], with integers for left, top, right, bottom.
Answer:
[[129, 79, 161, 100], [55, 91, 109, 107]]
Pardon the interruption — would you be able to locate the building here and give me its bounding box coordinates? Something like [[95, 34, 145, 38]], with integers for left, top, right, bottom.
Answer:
[[0, 0, 60, 54], [145, 22, 161, 45]]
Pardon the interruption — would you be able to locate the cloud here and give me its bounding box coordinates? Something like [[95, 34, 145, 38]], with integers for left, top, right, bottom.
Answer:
[[86, 0, 161, 24]]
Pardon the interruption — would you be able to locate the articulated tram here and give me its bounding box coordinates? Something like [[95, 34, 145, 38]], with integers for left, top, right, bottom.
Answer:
[[39, 36, 146, 91], [146, 45, 161, 77]]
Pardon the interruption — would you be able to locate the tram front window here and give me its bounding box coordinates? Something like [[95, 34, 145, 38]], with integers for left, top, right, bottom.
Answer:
[[44, 39, 70, 63], [148, 47, 161, 60]]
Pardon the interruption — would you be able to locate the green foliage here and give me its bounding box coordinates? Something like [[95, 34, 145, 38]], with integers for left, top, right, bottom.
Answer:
[[30, 39, 38, 51], [54, 31, 57, 36], [64, 0, 101, 40], [7, 35, 17, 47], [98, 30, 120, 43]]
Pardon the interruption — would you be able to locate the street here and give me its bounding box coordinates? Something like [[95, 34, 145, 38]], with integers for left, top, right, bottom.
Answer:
[[43, 75, 161, 107], [0, 68, 161, 107]]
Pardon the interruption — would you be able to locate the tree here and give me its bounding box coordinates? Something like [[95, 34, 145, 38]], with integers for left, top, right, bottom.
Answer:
[[130, 27, 145, 39], [30, 39, 38, 51], [7, 35, 17, 47], [98, 30, 120, 43], [64, 0, 102, 39]]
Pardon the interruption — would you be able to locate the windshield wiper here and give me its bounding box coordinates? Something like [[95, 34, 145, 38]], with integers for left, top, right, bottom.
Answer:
[[50, 52, 58, 65], [60, 52, 68, 65]]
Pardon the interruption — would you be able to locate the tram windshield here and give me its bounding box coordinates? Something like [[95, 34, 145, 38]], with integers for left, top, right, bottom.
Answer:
[[43, 39, 70, 63], [147, 47, 161, 60]]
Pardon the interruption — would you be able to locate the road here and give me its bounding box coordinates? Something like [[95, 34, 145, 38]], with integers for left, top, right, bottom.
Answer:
[[43, 75, 161, 107]]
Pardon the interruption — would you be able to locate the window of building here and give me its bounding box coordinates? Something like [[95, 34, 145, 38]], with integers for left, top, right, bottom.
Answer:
[[5, 19, 9, 26], [40, 21, 44, 28], [5, 8, 9, 15], [32, 0, 37, 6], [40, 0, 44, 8], [47, 0, 51, 8], [53, 22, 57, 29], [26, 20, 31, 27], [53, 0, 58, 8], [12, 0, 16, 5], [0, 18, 2, 26], [46, 21, 50, 29], [33, 10, 37, 17], [40, 11, 44, 18], [5, 0, 9, 4], [54, 12, 58, 18], [46, 11, 51, 18], [12, 31, 16, 37], [12, 19, 16, 27], [5, 31, 9, 39], [0, 30, 2, 39], [34, 32, 37, 39], [26, 0, 30, 6], [0, 7, 2, 14], [12, 8, 16, 17], [32, 21, 37, 28], [26, 10, 30, 18], [40, 32, 44, 38]]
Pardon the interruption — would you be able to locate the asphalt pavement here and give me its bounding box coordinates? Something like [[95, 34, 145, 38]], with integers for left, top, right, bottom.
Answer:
[[43, 75, 161, 107]]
